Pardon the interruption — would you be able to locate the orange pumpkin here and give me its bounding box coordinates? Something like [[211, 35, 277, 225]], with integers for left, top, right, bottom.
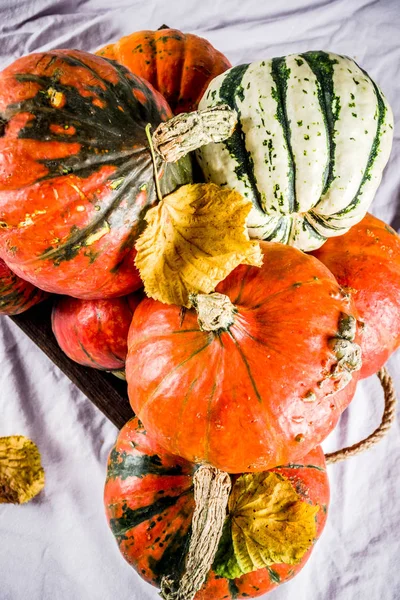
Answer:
[[0, 257, 47, 315], [104, 417, 330, 599], [311, 213, 400, 378], [126, 242, 361, 473], [96, 27, 231, 114], [0, 49, 191, 299], [52, 291, 142, 371]]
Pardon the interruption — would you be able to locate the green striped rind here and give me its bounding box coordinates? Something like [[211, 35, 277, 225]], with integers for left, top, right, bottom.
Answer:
[[104, 422, 195, 587], [106, 446, 184, 481], [303, 53, 338, 192], [270, 57, 296, 212], [335, 79, 386, 216], [199, 64, 265, 210], [218, 64, 264, 210], [324, 77, 393, 230], [109, 494, 187, 542], [197, 51, 393, 251], [283, 54, 330, 219], [300, 51, 337, 196], [147, 528, 192, 586], [306, 51, 393, 236], [109, 494, 192, 586]]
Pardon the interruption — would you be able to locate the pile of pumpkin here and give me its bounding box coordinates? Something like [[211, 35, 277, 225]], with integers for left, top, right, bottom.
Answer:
[[1, 25, 400, 600]]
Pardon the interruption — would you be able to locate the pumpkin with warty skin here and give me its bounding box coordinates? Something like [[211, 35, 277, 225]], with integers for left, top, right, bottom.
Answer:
[[96, 27, 231, 115], [52, 291, 143, 371], [0, 257, 47, 315], [311, 213, 400, 379], [126, 241, 360, 473], [197, 51, 393, 251], [104, 417, 330, 599], [0, 49, 192, 299]]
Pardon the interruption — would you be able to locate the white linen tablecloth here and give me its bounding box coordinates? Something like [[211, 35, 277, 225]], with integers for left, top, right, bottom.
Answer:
[[0, 1, 399, 599]]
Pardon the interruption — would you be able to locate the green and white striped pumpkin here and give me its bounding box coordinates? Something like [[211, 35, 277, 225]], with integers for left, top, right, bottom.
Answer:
[[196, 51, 393, 251]]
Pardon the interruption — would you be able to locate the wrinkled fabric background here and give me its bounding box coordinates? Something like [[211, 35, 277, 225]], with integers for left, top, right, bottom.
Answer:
[[0, 1, 399, 599]]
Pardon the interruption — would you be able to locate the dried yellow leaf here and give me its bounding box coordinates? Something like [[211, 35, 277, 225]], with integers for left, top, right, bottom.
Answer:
[[134, 183, 263, 307], [0, 436, 45, 504], [214, 471, 319, 579]]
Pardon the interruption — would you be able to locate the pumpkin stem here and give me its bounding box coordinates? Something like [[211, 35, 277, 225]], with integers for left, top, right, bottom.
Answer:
[[160, 465, 231, 600], [152, 104, 237, 163], [190, 292, 237, 332], [325, 313, 362, 392], [145, 123, 163, 203]]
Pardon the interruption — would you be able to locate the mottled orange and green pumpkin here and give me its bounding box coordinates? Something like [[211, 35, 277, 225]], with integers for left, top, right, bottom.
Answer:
[[126, 241, 360, 473], [51, 291, 143, 370], [0, 257, 47, 315], [104, 417, 330, 599], [96, 27, 232, 114], [0, 49, 192, 299], [311, 213, 400, 378]]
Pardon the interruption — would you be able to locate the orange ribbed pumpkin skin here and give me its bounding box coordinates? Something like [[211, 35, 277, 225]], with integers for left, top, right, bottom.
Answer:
[[104, 417, 330, 600], [0, 49, 191, 299], [126, 241, 359, 473], [96, 28, 231, 114], [311, 213, 400, 378]]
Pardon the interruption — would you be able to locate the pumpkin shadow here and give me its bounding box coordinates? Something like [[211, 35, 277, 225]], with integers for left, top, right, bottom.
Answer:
[[29, 490, 47, 506]]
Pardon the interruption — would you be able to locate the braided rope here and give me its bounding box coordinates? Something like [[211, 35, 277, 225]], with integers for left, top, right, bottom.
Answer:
[[325, 367, 397, 465]]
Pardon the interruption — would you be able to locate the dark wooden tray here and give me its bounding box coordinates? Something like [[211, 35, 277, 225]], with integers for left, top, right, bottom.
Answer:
[[9, 299, 133, 429]]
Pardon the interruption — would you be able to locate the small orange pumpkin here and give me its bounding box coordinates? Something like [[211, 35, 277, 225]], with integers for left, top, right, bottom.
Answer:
[[0, 258, 47, 315], [52, 292, 142, 371], [311, 213, 400, 378], [96, 27, 231, 114]]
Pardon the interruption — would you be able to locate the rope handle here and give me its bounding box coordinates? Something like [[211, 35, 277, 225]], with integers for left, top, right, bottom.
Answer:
[[325, 367, 397, 465]]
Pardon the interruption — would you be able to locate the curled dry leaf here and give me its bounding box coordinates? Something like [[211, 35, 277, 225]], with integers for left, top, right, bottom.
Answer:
[[0, 436, 45, 504], [134, 183, 263, 307], [214, 471, 319, 579]]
